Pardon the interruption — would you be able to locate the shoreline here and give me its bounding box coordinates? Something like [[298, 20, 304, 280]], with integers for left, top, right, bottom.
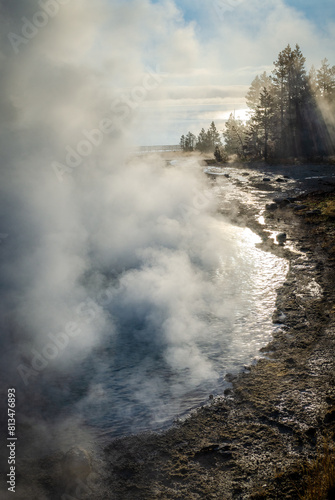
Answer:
[[9, 161, 335, 499], [100, 162, 335, 499]]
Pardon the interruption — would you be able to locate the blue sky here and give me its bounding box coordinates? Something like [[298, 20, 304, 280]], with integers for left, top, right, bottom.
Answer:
[[285, 0, 335, 28], [131, 0, 334, 144], [172, 0, 335, 35], [104, 0, 334, 145]]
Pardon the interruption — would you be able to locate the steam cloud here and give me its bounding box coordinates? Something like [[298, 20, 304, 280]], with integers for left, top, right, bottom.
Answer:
[[0, 0, 240, 437], [0, 10, 295, 488]]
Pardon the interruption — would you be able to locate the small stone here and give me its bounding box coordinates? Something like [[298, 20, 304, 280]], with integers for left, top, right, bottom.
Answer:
[[305, 209, 322, 216], [293, 204, 307, 211], [225, 373, 234, 382], [276, 233, 287, 245], [263, 178, 271, 182], [266, 203, 278, 211]]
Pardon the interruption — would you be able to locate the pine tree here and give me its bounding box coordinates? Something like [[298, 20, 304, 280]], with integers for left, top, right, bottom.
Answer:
[[180, 135, 186, 151], [185, 132, 196, 151], [272, 44, 293, 155], [245, 45, 335, 159], [223, 114, 247, 157], [252, 87, 276, 159], [271, 44, 311, 156], [180, 132, 196, 151], [207, 121, 222, 149], [316, 58, 335, 101], [246, 72, 272, 111], [196, 128, 209, 152], [288, 45, 309, 156], [246, 72, 273, 156], [308, 65, 318, 96]]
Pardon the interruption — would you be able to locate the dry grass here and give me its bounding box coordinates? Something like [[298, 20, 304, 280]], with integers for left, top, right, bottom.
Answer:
[[299, 438, 335, 500]]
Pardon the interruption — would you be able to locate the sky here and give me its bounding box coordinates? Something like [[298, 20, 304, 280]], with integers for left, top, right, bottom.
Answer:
[[1, 0, 333, 145], [132, 0, 335, 144]]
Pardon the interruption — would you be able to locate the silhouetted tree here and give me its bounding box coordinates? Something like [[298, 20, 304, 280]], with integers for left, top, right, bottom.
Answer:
[[317, 58, 335, 101], [246, 44, 334, 159], [223, 114, 247, 157], [207, 121, 222, 149], [196, 128, 209, 152], [180, 132, 196, 151], [249, 87, 276, 159], [246, 72, 272, 111]]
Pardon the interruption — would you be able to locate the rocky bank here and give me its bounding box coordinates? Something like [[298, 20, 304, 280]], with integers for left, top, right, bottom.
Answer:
[[8, 161, 335, 500], [99, 162, 335, 500]]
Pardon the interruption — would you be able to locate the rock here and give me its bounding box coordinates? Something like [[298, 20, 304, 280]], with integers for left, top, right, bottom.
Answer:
[[266, 203, 278, 211], [276, 233, 287, 245], [305, 209, 322, 216], [62, 446, 92, 482], [195, 444, 233, 460], [272, 198, 287, 207], [324, 408, 335, 424], [275, 178, 286, 183], [273, 197, 296, 207], [293, 204, 307, 211], [263, 178, 271, 182]]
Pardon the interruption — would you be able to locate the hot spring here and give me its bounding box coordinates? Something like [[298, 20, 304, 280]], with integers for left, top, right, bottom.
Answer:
[[14, 159, 288, 438]]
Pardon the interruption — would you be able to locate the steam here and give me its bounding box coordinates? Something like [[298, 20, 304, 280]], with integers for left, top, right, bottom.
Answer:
[[0, 0, 235, 427], [0, 2, 291, 470]]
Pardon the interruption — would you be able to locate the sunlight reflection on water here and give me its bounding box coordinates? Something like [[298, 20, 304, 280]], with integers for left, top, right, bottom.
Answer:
[[76, 219, 288, 437]]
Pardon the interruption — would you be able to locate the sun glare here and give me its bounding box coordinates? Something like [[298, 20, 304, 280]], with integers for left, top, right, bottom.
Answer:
[[218, 108, 250, 123]]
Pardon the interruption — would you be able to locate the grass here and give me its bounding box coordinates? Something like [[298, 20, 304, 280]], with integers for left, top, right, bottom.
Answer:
[[296, 192, 335, 258], [298, 437, 335, 500], [302, 191, 335, 218]]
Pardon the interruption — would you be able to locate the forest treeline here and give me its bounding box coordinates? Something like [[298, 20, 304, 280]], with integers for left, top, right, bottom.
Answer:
[[179, 44, 335, 161]]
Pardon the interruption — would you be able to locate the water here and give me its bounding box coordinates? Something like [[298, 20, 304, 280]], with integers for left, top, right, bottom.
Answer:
[[70, 218, 288, 437]]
